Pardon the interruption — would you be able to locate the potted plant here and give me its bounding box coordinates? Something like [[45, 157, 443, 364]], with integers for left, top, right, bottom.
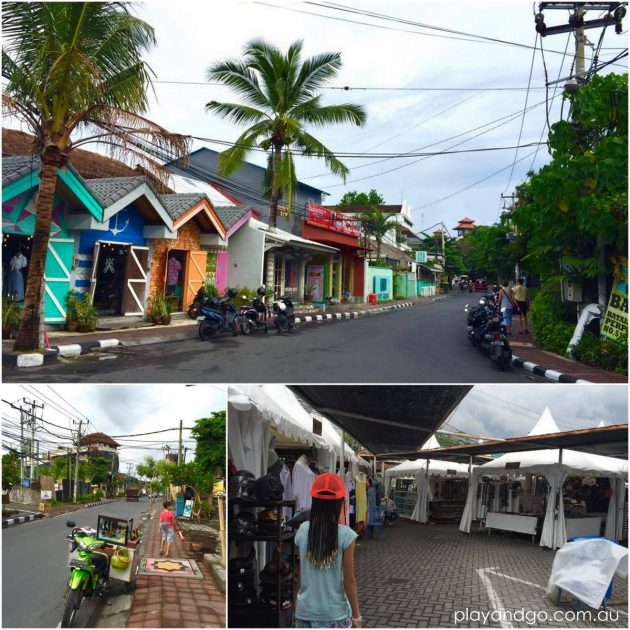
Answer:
[[148, 291, 173, 325], [304, 284, 316, 304], [65, 290, 80, 332], [75, 293, 98, 332], [2, 296, 22, 339]]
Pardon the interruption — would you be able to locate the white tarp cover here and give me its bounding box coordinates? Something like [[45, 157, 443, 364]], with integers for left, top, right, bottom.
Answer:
[[546, 538, 628, 609]]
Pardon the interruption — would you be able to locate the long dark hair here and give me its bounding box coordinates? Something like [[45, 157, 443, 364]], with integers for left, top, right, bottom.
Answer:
[[306, 497, 344, 569]]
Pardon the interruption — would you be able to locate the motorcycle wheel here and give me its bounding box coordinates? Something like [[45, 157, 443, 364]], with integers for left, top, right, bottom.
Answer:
[[275, 314, 289, 333], [240, 318, 252, 335], [61, 587, 83, 628], [187, 306, 199, 319], [198, 320, 217, 341]]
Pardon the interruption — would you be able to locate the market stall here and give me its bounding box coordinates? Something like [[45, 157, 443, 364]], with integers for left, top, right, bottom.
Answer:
[[459, 450, 627, 548], [384, 435, 470, 524]]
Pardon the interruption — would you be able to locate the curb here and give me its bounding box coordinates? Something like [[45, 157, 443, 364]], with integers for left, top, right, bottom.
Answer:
[[3, 338, 120, 369], [294, 301, 415, 325], [511, 355, 592, 384], [203, 553, 226, 594], [2, 513, 44, 528]]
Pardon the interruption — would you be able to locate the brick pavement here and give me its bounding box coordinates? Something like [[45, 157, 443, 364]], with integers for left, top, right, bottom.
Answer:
[[354, 521, 628, 628], [126, 511, 226, 628]]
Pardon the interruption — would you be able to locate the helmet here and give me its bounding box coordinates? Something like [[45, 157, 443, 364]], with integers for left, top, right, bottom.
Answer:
[[227, 288, 238, 298], [259, 550, 293, 584], [231, 511, 256, 536], [228, 470, 255, 498], [253, 472, 284, 501], [277, 302, 287, 312], [257, 509, 284, 535], [228, 545, 256, 579], [257, 285, 266, 297]]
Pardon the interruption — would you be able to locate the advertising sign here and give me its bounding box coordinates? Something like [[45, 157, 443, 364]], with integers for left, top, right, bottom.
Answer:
[[415, 251, 428, 263], [306, 265, 325, 301], [183, 500, 193, 518], [306, 204, 360, 238], [601, 260, 628, 341], [40, 490, 52, 500]]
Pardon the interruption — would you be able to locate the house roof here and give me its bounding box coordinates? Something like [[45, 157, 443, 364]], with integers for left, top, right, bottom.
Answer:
[[2, 155, 42, 187], [323, 204, 404, 214], [214, 205, 251, 231], [86, 175, 148, 208], [79, 432, 120, 448], [159, 193, 207, 220]]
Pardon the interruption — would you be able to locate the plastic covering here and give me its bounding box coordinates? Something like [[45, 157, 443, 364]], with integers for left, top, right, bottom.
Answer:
[[546, 538, 628, 609]]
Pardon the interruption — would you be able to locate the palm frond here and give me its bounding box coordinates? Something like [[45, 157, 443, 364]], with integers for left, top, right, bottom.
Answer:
[[215, 122, 270, 176], [206, 58, 270, 110], [291, 51, 342, 103], [293, 129, 349, 180], [205, 101, 269, 126], [291, 100, 366, 127]]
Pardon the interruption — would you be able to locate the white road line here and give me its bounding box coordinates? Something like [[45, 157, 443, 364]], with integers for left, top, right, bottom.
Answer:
[[475, 567, 514, 629], [485, 569, 545, 590]]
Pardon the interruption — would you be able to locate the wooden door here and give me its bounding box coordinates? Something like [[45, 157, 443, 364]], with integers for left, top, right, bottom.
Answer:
[[44, 237, 74, 323], [183, 250, 208, 309], [122, 245, 149, 315]]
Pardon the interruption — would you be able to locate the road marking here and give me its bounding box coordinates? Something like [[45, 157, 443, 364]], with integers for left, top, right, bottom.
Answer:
[[485, 568, 545, 590], [475, 567, 514, 628]]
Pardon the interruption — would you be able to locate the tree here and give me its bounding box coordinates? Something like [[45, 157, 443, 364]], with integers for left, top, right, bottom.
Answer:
[[358, 206, 399, 263], [339, 189, 385, 206], [206, 39, 366, 228], [458, 222, 518, 281], [2, 2, 190, 351], [2, 453, 21, 490], [191, 412, 225, 477], [512, 73, 627, 296], [89, 456, 112, 485], [168, 461, 215, 523]]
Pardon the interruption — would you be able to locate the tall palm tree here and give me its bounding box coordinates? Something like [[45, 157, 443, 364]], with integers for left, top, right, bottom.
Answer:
[[206, 39, 366, 228], [359, 206, 399, 263], [2, 2, 190, 351]]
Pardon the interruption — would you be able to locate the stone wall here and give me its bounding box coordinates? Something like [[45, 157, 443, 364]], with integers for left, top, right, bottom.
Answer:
[[9, 484, 42, 505], [148, 221, 202, 297]]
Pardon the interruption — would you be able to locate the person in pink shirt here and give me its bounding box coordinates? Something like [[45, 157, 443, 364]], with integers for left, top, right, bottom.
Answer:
[[160, 500, 176, 557]]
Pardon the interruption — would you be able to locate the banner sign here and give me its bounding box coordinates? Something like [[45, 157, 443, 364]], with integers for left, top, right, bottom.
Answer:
[[306, 265, 325, 301], [306, 204, 360, 238], [601, 259, 628, 341], [183, 500, 193, 518], [415, 251, 428, 263]]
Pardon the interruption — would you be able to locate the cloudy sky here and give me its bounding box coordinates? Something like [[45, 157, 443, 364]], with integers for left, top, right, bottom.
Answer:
[[443, 383, 627, 439], [6, 0, 625, 230], [1, 384, 226, 475]]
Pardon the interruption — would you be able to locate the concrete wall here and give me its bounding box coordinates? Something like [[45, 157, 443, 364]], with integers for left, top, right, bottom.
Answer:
[[9, 485, 41, 505], [366, 266, 393, 301], [394, 272, 418, 299], [226, 222, 266, 290]]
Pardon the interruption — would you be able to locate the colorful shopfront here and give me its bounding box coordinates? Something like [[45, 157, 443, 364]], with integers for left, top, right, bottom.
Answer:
[[301, 203, 365, 302], [2, 157, 103, 323]]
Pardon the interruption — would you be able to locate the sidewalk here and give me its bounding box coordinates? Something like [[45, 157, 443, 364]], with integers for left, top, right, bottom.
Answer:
[[126, 512, 225, 628], [510, 331, 627, 383], [2, 498, 119, 526]]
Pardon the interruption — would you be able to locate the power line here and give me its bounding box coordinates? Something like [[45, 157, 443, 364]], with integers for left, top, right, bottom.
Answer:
[[110, 427, 194, 438]]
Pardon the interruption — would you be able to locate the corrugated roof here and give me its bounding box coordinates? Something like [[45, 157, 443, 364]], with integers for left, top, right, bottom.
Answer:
[[2, 155, 41, 187]]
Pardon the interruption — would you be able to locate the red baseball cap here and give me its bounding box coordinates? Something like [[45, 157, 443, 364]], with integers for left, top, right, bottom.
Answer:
[[311, 473, 345, 500]]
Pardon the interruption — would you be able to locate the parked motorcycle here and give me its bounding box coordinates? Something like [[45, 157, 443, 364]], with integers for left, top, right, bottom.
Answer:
[[465, 294, 512, 370], [272, 296, 295, 333], [187, 287, 207, 319], [197, 288, 240, 340], [62, 521, 110, 627], [238, 286, 268, 335]]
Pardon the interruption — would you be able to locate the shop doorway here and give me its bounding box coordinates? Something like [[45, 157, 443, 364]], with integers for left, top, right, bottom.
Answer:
[[164, 249, 187, 311], [90, 241, 149, 316]]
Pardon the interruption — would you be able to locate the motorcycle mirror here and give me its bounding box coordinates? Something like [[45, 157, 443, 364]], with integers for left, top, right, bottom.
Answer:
[[241, 295, 247, 299], [66, 520, 76, 528]]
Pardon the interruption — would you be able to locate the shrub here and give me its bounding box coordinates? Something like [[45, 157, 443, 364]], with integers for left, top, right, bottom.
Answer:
[[571, 333, 628, 375], [203, 282, 219, 299], [529, 288, 575, 354]]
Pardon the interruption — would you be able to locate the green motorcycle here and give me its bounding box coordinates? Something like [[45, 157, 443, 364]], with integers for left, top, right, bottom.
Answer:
[[62, 520, 110, 628]]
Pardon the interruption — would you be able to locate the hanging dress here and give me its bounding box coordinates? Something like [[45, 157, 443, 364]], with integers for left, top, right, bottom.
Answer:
[[7, 253, 27, 301], [355, 475, 367, 532]]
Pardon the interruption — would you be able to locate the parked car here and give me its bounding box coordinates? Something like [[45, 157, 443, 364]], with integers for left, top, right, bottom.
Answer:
[[474, 279, 488, 292]]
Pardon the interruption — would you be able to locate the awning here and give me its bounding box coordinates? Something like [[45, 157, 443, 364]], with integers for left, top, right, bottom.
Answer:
[[250, 218, 338, 254], [290, 386, 472, 454]]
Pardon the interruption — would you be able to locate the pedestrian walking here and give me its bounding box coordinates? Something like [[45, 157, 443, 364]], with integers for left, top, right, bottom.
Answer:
[[159, 500, 176, 557], [512, 277, 530, 334], [295, 473, 363, 629], [498, 280, 518, 336]]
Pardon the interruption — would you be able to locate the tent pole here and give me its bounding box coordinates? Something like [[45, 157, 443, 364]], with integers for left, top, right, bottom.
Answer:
[[553, 448, 564, 549], [425, 459, 430, 524], [339, 428, 344, 480]]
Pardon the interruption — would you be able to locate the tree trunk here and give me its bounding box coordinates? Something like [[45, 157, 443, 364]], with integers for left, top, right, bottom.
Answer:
[[268, 143, 282, 228], [13, 160, 60, 351]]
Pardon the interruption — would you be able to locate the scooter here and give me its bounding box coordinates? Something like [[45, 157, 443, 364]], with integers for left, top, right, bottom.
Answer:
[[272, 296, 295, 333], [479, 312, 512, 370], [187, 287, 207, 319], [197, 288, 239, 340], [237, 286, 268, 335], [62, 521, 110, 627]]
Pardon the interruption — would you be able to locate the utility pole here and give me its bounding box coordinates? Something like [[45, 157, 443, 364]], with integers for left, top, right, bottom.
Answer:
[[19, 403, 26, 480], [178, 419, 183, 465], [28, 399, 44, 481], [73, 419, 83, 503]]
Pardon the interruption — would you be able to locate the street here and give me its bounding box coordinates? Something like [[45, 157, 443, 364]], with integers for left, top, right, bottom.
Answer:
[[2, 499, 147, 628], [5, 294, 545, 383]]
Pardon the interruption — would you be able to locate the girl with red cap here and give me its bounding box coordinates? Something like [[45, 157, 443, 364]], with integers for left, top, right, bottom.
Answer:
[[294, 473, 362, 628]]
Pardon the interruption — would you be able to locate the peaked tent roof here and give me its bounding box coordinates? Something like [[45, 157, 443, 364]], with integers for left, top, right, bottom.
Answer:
[[528, 406, 561, 436], [384, 457, 469, 478]]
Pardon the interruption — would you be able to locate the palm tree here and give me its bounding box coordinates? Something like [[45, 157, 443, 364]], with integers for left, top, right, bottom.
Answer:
[[2, 3, 190, 351], [206, 39, 366, 229], [359, 206, 399, 264]]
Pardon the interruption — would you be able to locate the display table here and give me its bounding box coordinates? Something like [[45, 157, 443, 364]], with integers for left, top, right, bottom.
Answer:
[[565, 516, 602, 539], [485, 512, 538, 540]]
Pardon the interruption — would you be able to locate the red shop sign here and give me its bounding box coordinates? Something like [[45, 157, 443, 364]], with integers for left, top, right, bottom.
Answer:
[[307, 203, 360, 237]]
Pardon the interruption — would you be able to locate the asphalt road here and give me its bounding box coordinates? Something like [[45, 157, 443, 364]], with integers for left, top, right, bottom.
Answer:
[[2, 499, 147, 628], [5, 293, 545, 384]]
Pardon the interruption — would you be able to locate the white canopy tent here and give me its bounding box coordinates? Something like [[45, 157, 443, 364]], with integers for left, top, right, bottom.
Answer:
[[458, 408, 628, 548], [384, 435, 470, 524]]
